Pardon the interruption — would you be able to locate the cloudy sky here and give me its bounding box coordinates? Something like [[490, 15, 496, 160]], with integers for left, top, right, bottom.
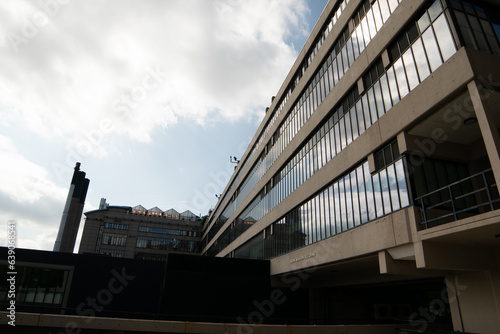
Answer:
[[0, 0, 328, 252]]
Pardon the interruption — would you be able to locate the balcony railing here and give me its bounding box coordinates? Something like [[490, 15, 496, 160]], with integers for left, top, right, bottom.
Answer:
[[415, 169, 500, 229]]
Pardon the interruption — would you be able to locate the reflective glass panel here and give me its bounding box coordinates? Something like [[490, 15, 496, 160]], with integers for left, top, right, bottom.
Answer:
[[433, 14, 457, 62], [386, 67, 400, 105], [379, 0, 391, 23], [395, 159, 410, 207], [412, 38, 431, 81], [362, 17, 372, 45], [368, 88, 379, 124], [357, 165, 368, 223], [356, 100, 366, 135], [394, 58, 409, 98], [402, 48, 419, 90], [372, 2, 384, 32], [373, 173, 384, 218], [351, 106, 359, 141], [379, 169, 392, 215], [334, 182, 342, 233], [422, 28, 442, 71], [364, 162, 377, 220], [387, 164, 401, 211], [362, 94, 372, 127], [357, 25, 366, 54], [379, 74, 393, 111], [373, 81, 385, 118], [339, 178, 348, 231], [351, 170, 361, 226]]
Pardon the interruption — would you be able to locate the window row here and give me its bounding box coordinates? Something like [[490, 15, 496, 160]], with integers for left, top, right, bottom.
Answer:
[[0, 266, 69, 305], [234, 158, 410, 260], [104, 223, 128, 230], [136, 236, 197, 253], [138, 226, 198, 237], [101, 233, 127, 246], [450, 0, 500, 56], [99, 249, 125, 258]]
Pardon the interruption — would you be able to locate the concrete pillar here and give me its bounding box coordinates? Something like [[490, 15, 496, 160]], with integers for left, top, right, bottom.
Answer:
[[445, 270, 500, 334], [467, 80, 500, 187]]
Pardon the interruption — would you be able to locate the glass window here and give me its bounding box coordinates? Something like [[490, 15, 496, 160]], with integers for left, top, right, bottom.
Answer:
[[428, 0, 443, 22], [422, 28, 443, 72], [388, 0, 399, 13], [361, 17, 372, 45], [417, 11, 431, 33], [362, 94, 372, 128], [372, 2, 384, 32], [367, 87, 379, 124], [342, 45, 349, 73], [412, 38, 431, 82], [455, 11, 478, 49], [334, 182, 342, 233], [328, 186, 335, 236], [345, 111, 353, 145], [386, 67, 400, 105], [339, 178, 348, 231], [493, 23, 500, 43], [340, 117, 347, 149], [347, 37, 355, 66], [351, 170, 361, 227], [356, 100, 366, 135], [333, 57, 339, 85], [373, 81, 386, 118], [351, 106, 359, 141], [433, 14, 457, 61], [373, 173, 384, 218], [379, 0, 391, 23], [356, 25, 366, 54], [357, 165, 368, 223], [395, 159, 410, 207], [367, 9, 377, 39], [402, 48, 419, 90], [363, 162, 377, 221], [379, 169, 392, 215], [334, 122, 341, 154], [345, 174, 354, 229], [379, 74, 393, 111], [394, 58, 409, 98], [481, 20, 500, 56], [328, 62, 335, 90], [387, 164, 400, 211]]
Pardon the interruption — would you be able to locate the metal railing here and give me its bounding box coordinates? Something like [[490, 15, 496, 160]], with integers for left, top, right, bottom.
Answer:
[[415, 169, 500, 229]]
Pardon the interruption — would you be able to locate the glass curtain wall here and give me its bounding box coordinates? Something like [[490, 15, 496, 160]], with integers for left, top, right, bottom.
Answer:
[[204, 0, 404, 249], [235, 158, 410, 259], [209, 0, 461, 258]]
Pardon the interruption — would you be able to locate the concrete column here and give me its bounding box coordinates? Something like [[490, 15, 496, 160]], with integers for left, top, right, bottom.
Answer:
[[445, 270, 500, 334], [467, 80, 500, 186]]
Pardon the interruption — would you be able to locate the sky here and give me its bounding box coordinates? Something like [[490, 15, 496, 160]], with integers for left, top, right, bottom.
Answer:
[[0, 0, 329, 252]]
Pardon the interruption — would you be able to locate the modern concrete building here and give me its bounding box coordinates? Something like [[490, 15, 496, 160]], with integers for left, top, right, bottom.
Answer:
[[79, 199, 203, 260], [53, 162, 90, 253], [202, 0, 500, 332]]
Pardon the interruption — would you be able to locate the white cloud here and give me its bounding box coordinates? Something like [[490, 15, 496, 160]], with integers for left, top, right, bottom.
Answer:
[[0, 0, 309, 154], [0, 134, 68, 250]]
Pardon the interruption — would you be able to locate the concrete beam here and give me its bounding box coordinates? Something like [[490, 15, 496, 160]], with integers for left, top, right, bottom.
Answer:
[[378, 250, 443, 276], [415, 240, 498, 271]]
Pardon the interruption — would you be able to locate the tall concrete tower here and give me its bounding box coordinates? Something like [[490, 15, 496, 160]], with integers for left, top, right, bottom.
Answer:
[[53, 162, 90, 253]]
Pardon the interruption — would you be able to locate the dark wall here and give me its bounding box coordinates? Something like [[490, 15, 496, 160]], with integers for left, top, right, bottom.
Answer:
[[161, 254, 271, 322], [0, 247, 165, 318]]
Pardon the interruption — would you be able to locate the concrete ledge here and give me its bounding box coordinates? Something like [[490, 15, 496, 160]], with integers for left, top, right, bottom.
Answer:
[[0, 312, 398, 334]]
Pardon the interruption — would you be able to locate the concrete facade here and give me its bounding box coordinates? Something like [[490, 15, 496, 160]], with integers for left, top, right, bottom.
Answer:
[[202, 0, 500, 332]]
